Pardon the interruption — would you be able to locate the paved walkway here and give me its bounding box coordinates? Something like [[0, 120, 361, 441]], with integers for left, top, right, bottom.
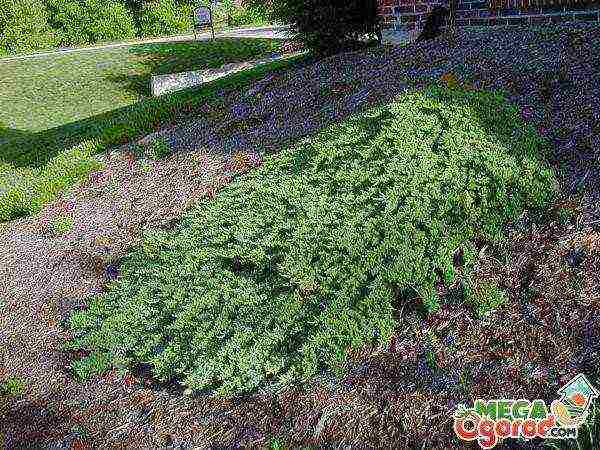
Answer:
[[0, 25, 294, 62]]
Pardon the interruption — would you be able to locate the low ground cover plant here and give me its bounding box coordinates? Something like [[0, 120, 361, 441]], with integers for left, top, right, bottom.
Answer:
[[67, 84, 557, 395]]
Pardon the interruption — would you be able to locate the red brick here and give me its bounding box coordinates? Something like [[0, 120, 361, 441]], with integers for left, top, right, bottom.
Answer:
[[529, 16, 551, 24], [470, 17, 490, 25]]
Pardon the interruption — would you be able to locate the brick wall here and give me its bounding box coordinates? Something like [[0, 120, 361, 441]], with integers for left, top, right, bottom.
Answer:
[[378, 0, 600, 31]]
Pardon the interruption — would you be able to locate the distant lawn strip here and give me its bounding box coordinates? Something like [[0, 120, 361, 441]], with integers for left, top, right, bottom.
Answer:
[[1, 51, 311, 169], [67, 84, 557, 396]]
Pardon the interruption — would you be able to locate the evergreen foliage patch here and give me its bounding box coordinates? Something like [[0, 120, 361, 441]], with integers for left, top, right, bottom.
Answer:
[[67, 85, 556, 395]]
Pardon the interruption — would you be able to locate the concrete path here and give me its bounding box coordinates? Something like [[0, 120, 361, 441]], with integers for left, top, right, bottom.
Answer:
[[0, 25, 294, 62]]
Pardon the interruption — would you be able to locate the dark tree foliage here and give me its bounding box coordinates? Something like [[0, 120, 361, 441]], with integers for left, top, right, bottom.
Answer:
[[248, 0, 381, 55], [416, 6, 449, 42]]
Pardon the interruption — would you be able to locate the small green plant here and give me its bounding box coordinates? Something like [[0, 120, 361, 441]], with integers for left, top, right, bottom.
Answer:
[[146, 137, 170, 160], [425, 350, 437, 371], [554, 205, 576, 225], [52, 214, 74, 234], [465, 281, 507, 318], [0, 140, 102, 223], [269, 438, 285, 450], [0, 376, 25, 396]]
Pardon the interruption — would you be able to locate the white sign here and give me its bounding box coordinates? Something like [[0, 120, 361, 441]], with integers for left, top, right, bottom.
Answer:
[[194, 7, 212, 26]]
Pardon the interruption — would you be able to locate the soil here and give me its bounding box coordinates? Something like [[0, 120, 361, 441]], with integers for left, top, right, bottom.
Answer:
[[1, 22, 599, 450]]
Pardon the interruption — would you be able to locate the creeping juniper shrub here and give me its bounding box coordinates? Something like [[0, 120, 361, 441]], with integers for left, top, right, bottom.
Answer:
[[67, 85, 556, 395], [146, 137, 170, 160]]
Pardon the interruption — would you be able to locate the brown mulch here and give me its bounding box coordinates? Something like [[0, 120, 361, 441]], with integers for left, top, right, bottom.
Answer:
[[1, 23, 599, 450]]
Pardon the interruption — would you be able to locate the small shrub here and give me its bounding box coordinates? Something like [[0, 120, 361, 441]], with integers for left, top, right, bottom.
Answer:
[[82, 0, 136, 43], [146, 137, 170, 160], [101, 122, 138, 146], [264, 0, 381, 55], [0, 376, 25, 396], [67, 85, 556, 396], [227, 3, 270, 27], [52, 214, 74, 234], [0, 0, 58, 54], [45, 0, 136, 46]]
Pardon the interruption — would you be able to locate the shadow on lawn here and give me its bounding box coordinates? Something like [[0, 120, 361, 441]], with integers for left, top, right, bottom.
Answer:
[[0, 52, 315, 169], [104, 37, 285, 98], [0, 123, 36, 148]]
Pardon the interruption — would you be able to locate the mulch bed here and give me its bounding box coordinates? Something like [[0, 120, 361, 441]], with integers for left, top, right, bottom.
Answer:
[[1, 23, 599, 449]]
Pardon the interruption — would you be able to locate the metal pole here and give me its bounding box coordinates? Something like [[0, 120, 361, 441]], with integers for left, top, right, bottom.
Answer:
[[210, 4, 215, 40]]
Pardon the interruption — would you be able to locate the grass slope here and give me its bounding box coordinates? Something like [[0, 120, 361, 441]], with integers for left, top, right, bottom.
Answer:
[[67, 84, 557, 396], [0, 38, 286, 166]]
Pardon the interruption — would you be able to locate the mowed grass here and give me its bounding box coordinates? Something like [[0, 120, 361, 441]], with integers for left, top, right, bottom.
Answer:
[[0, 38, 307, 168], [0, 38, 280, 133]]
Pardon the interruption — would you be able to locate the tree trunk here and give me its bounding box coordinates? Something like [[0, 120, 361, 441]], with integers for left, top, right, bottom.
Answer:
[[448, 0, 458, 45]]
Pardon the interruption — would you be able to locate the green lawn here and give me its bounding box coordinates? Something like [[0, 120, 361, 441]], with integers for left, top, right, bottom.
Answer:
[[0, 38, 310, 167], [1, 38, 280, 134]]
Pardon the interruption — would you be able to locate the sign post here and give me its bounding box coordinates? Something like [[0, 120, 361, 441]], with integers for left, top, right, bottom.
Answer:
[[194, 5, 214, 40]]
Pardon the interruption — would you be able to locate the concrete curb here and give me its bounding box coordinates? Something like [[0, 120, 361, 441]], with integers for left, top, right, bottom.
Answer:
[[150, 51, 306, 97]]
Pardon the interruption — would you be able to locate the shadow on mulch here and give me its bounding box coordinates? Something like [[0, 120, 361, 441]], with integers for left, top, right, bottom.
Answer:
[[0, 399, 74, 449]]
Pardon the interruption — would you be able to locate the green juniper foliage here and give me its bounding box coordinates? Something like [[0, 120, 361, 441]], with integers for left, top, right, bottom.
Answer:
[[67, 85, 556, 395], [0, 376, 25, 396]]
